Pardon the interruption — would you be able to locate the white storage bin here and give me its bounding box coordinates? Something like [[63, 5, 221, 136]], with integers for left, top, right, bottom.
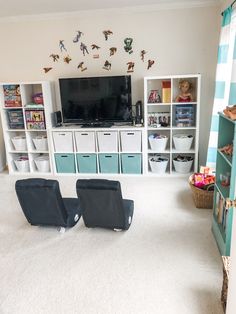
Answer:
[[32, 136, 48, 151], [173, 134, 193, 151], [173, 158, 193, 174], [120, 131, 142, 152], [34, 155, 50, 172], [53, 131, 74, 152], [149, 134, 168, 151], [11, 136, 27, 151], [14, 156, 30, 172], [75, 131, 96, 152], [97, 131, 118, 152], [149, 155, 169, 174]]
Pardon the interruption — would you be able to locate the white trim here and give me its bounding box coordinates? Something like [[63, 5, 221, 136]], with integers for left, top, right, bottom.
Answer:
[[0, 0, 220, 23]]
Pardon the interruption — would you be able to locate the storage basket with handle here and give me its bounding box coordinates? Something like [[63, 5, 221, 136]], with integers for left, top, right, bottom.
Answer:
[[189, 174, 214, 209]]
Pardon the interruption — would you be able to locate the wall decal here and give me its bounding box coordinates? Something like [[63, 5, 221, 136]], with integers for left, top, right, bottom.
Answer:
[[109, 47, 117, 56], [73, 31, 84, 43], [124, 38, 133, 54], [63, 55, 72, 64], [49, 54, 60, 62], [127, 62, 135, 73], [140, 50, 147, 62], [103, 30, 113, 41], [59, 40, 67, 52], [80, 43, 89, 56], [91, 44, 101, 58], [147, 59, 155, 70], [43, 67, 52, 73], [103, 60, 112, 70], [78, 62, 87, 72]]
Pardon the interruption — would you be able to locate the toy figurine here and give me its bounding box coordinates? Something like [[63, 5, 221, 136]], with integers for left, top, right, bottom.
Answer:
[[141, 50, 147, 62], [80, 42, 89, 56], [124, 38, 133, 54], [73, 30, 83, 43], [175, 79, 193, 102], [77, 62, 87, 72], [103, 30, 113, 40], [147, 59, 155, 70], [109, 47, 117, 56], [59, 40, 67, 52], [127, 62, 135, 73], [49, 54, 59, 62], [103, 60, 111, 70], [223, 105, 236, 120]]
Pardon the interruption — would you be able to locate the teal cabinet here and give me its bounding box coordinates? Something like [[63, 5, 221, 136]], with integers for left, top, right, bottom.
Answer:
[[212, 113, 236, 255]]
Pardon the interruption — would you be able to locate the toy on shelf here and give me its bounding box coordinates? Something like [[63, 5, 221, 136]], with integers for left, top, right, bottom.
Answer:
[[4, 85, 22, 107], [223, 105, 236, 120], [148, 90, 161, 103], [219, 143, 233, 156], [175, 79, 193, 102]]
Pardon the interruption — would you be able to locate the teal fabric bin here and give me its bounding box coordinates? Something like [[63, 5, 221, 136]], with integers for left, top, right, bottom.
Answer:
[[76, 154, 97, 173], [55, 153, 76, 173], [99, 154, 119, 173], [121, 154, 142, 174]]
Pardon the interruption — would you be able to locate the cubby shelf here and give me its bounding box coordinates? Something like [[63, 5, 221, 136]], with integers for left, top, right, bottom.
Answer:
[[212, 113, 236, 256], [144, 74, 200, 175]]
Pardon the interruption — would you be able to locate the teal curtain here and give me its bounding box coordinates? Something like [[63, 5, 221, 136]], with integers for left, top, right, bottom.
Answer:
[[207, 7, 236, 168]]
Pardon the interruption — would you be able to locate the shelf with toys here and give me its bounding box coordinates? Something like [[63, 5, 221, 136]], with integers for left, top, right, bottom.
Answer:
[[144, 74, 200, 175], [0, 82, 54, 174], [212, 112, 236, 256]]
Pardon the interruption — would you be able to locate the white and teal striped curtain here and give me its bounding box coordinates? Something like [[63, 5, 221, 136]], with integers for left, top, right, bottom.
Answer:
[[207, 7, 236, 168]]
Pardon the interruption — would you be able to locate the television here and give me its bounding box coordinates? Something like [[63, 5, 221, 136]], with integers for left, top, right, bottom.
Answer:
[[59, 75, 132, 126]]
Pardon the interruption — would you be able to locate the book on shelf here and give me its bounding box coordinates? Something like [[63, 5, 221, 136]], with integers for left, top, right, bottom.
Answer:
[[25, 109, 45, 130], [3, 85, 22, 107]]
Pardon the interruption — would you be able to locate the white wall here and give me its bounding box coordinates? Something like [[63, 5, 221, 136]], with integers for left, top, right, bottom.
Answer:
[[0, 4, 220, 166], [0, 115, 6, 171]]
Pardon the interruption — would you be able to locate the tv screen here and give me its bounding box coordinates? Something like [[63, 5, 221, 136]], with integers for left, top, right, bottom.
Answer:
[[59, 75, 132, 125]]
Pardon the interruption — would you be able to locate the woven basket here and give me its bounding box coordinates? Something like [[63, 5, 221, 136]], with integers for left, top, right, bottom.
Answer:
[[189, 175, 214, 209]]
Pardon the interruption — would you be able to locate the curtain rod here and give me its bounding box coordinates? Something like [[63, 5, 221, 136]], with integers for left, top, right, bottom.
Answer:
[[221, 0, 236, 15]]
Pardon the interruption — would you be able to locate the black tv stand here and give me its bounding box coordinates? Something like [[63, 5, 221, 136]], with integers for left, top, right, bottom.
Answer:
[[81, 122, 113, 128]]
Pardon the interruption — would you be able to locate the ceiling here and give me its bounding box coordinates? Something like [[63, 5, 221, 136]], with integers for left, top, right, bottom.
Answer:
[[0, 0, 221, 18]]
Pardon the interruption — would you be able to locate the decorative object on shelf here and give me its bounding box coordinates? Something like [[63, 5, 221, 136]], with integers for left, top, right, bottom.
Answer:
[[147, 113, 159, 127], [147, 112, 170, 128], [219, 143, 233, 156], [103, 30, 113, 40], [149, 155, 169, 174], [25, 110, 45, 130], [148, 134, 168, 151], [162, 81, 171, 103], [148, 90, 161, 103], [3, 85, 22, 107], [124, 38, 133, 54], [103, 60, 112, 70], [77, 62, 87, 72], [175, 79, 193, 102], [126, 62, 135, 73], [73, 30, 84, 43], [189, 173, 214, 209], [32, 93, 43, 105], [43, 67, 52, 73], [63, 55, 72, 64], [140, 50, 147, 62], [147, 59, 155, 70], [109, 47, 117, 56], [7, 109, 24, 129], [49, 54, 59, 62], [223, 105, 236, 120], [220, 173, 231, 187], [59, 40, 67, 52]]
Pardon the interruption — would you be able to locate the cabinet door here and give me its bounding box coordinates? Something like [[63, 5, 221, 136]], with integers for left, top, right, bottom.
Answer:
[[52, 132, 74, 152]]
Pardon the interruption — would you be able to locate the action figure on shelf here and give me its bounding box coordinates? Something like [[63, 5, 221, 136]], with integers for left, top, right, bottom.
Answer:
[[223, 105, 236, 120], [175, 79, 193, 102]]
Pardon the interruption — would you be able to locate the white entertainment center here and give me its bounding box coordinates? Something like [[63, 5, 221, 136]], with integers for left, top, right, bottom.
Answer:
[[0, 74, 200, 176]]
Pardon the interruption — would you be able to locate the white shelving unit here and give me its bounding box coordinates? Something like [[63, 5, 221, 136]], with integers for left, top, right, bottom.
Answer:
[[50, 127, 144, 175], [0, 81, 54, 174], [144, 74, 200, 175]]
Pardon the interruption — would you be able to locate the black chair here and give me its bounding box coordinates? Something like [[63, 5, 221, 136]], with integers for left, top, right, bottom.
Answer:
[[76, 179, 134, 231], [15, 178, 82, 231]]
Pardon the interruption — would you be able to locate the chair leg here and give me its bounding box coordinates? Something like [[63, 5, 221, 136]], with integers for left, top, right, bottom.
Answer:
[[58, 227, 66, 233]]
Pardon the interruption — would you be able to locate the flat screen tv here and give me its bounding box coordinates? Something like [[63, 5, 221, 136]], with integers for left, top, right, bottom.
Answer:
[[59, 75, 132, 125]]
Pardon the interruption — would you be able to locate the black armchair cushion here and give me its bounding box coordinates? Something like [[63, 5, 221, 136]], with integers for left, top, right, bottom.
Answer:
[[76, 179, 134, 230], [15, 178, 81, 228]]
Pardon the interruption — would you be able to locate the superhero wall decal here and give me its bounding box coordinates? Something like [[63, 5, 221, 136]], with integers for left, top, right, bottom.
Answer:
[[43, 29, 156, 73]]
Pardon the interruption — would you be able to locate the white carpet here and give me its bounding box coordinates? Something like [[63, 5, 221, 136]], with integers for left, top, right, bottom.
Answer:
[[0, 174, 223, 314]]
